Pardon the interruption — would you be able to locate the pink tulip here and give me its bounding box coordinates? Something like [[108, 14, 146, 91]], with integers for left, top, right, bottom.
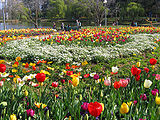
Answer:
[[151, 89, 159, 96], [156, 74, 160, 80], [104, 77, 111, 86], [81, 102, 89, 111], [26, 109, 35, 117], [119, 79, 128, 87], [140, 94, 147, 101], [0, 81, 4, 86]]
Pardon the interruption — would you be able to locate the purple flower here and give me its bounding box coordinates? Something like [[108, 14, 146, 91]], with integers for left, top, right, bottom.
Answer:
[[140, 94, 147, 101], [81, 102, 89, 111], [26, 109, 35, 117], [93, 74, 99, 80], [151, 89, 159, 96]]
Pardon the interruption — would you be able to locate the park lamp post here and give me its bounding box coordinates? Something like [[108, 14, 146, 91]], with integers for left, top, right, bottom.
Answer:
[[1, 0, 6, 30], [104, 0, 107, 26]]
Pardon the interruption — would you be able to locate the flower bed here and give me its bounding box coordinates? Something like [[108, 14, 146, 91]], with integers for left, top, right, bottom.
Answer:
[[0, 34, 159, 63]]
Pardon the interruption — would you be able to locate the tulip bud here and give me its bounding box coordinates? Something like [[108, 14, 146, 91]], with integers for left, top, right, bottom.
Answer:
[[158, 107, 160, 115], [24, 90, 28, 96], [12, 87, 14, 92], [79, 94, 82, 101], [156, 96, 160, 105], [46, 110, 49, 118], [12, 95, 15, 101], [100, 91, 103, 97], [69, 116, 71, 120], [84, 114, 88, 120], [39, 82, 43, 86]]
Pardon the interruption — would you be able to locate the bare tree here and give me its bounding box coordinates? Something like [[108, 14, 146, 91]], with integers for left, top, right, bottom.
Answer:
[[7, 0, 47, 28], [81, 0, 116, 26]]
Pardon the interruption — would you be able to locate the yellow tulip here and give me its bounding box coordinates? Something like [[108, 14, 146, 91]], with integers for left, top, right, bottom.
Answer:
[[156, 96, 160, 105], [120, 103, 129, 114], [12, 64, 18, 68], [0, 60, 5, 64], [15, 57, 21, 61], [10, 114, 17, 120], [127, 101, 132, 107], [72, 77, 79, 87], [24, 90, 28, 96], [12, 69, 18, 73], [40, 70, 51, 75], [136, 62, 140, 67], [100, 103, 104, 111]]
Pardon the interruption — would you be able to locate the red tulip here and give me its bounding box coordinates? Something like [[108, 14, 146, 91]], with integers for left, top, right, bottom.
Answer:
[[88, 102, 102, 117], [114, 81, 121, 89], [84, 74, 90, 78], [0, 64, 6, 73], [131, 66, 141, 76], [131, 66, 138, 76], [137, 68, 141, 75], [52, 82, 58, 88], [25, 63, 29, 68], [135, 75, 140, 81], [144, 67, 149, 73], [35, 73, 46, 82], [32, 66, 36, 71], [61, 79, 65, 84], [150, 58, 157, 65]]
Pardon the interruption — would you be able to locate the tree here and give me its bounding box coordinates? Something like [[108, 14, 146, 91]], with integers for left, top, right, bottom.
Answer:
[[127, 2, 145, 20], [47, 0, 67, 19]]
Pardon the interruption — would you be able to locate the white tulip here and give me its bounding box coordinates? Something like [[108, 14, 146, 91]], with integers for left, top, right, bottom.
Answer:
[[144, 79, 152, 88], [112, 66, 119, 73]]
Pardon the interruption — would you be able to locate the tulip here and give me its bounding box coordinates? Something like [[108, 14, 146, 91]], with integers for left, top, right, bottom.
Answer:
[[88, 102, 102, 117], [131, 66, 138, 76], [120, 103, 129, 114], [104, 77, 111, 86], [52, 82, 58, 88], [100, 103, 104, 111], [0, 64, 6, 73], [114, 81, 121, 89], [93, 74, 99, 80], [72, 77, 79, 87], [26, 109, 35, 117], [140, 94, 147, 101], [35, 73, 46, 83], [0, 81, 4, 87], [135, 75, 140, 81], [24, 90, 28, 96], [25, 63, 29, 68], [144, 79, 152, 88], [152, 89, 159, 96], [84, 74, 90, 78], [119, 79, 128, 87], [10, 114, 17, 120], [133, 100, 137, 105], [150, 58, 157, 65], [156, 74, 160, 80], [156, 96, 160, 105], [144, 67, 149, 73], [81, 102, 89, 111], [112, 66, 118, 73], [32, 66, 36, 71], [61, 79, 65, 84], [137, 62, 140, 67]]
